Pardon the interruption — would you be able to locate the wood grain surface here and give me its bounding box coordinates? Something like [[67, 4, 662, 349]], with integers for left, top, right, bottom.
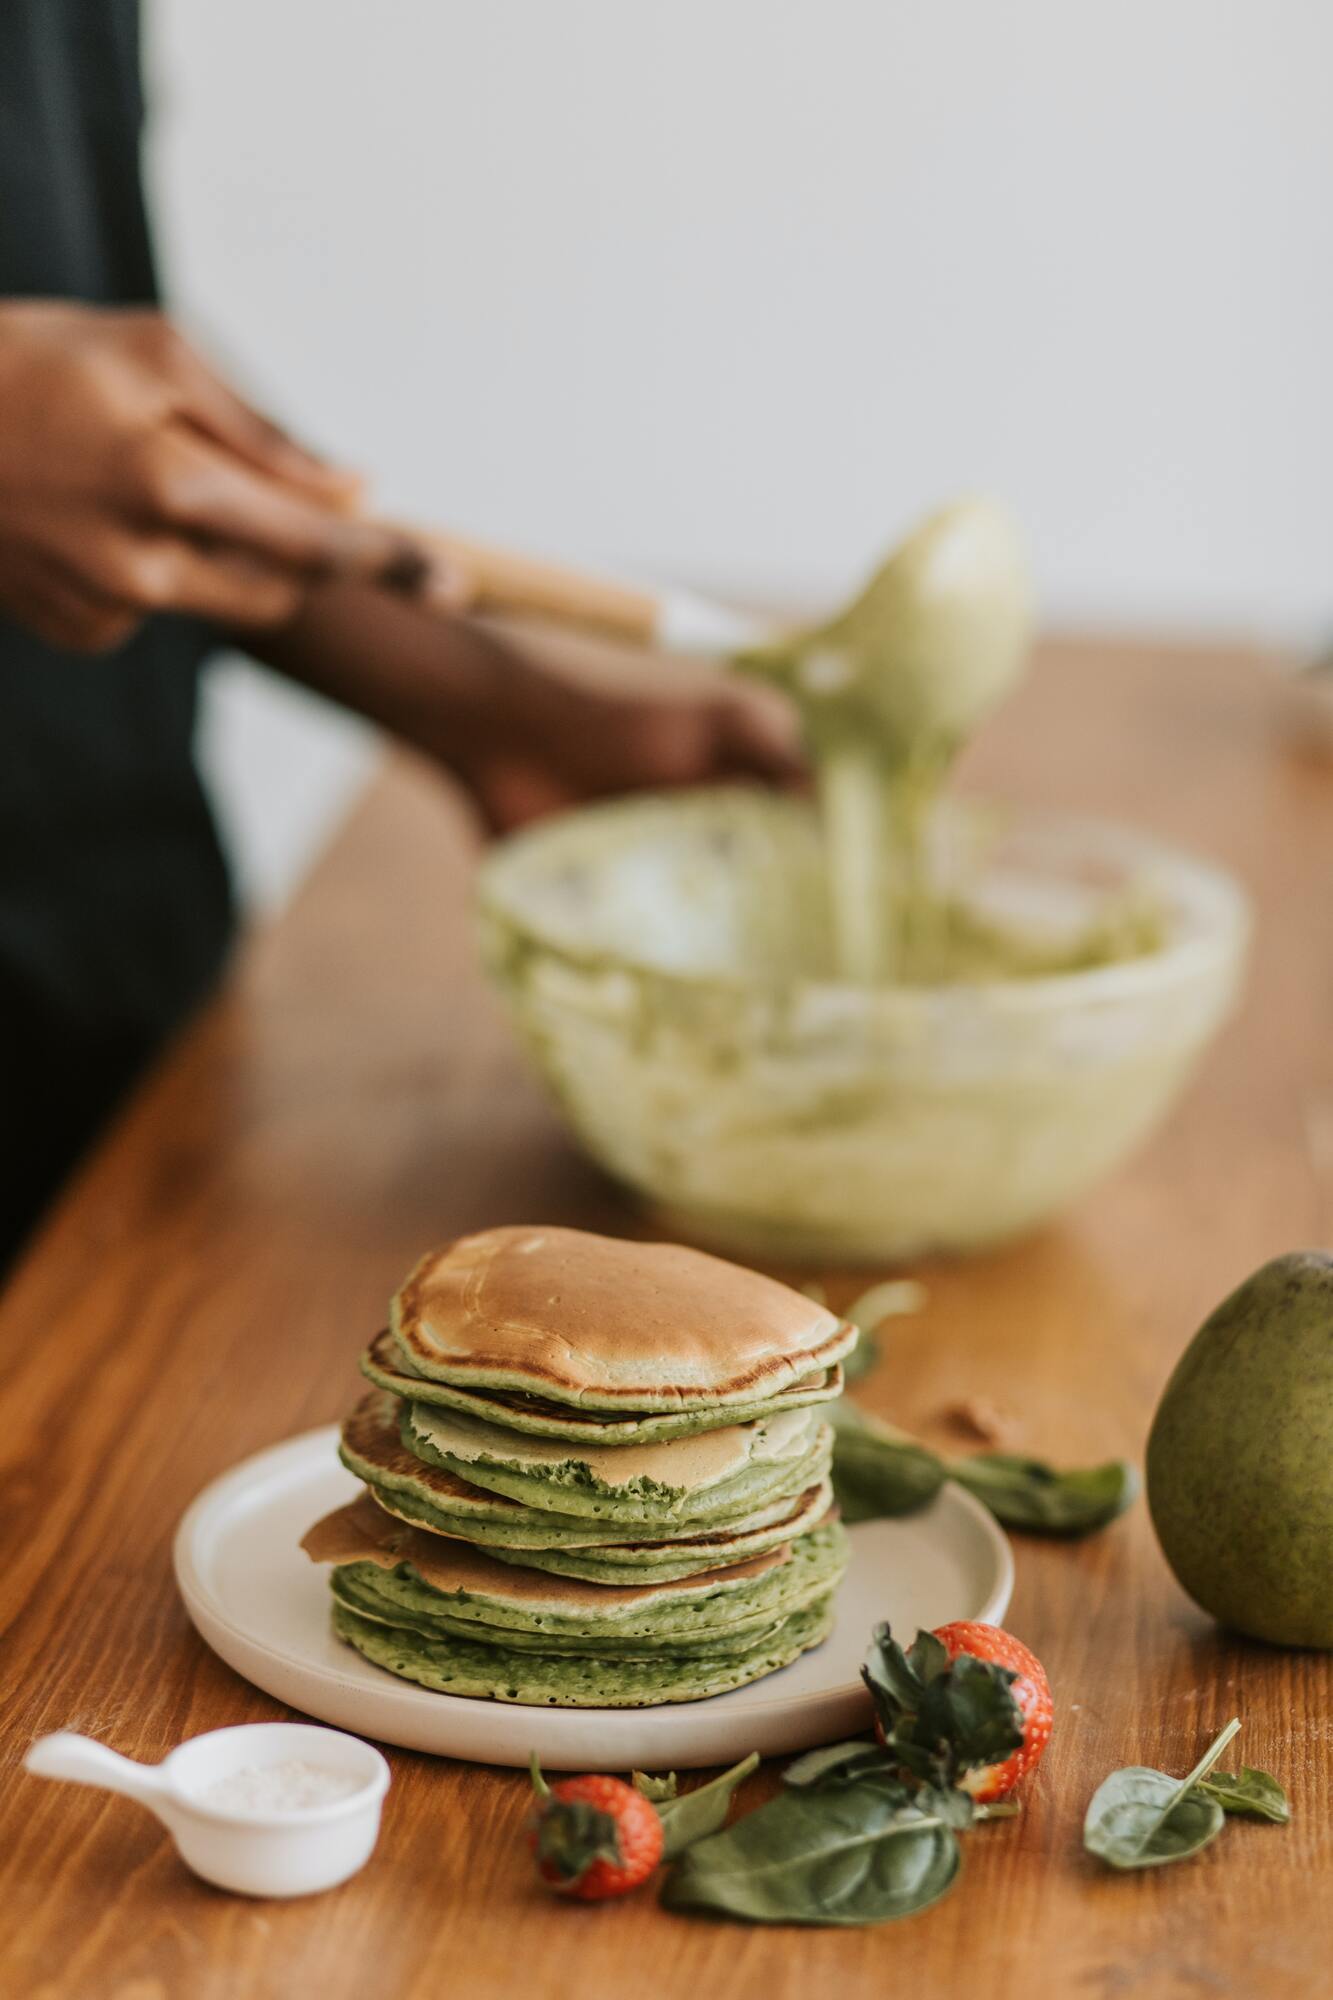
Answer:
[[1, 637, 1330, 2000]]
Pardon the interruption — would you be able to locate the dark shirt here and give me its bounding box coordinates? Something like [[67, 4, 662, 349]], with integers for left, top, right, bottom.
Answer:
[[0, 0, 232, 1269]]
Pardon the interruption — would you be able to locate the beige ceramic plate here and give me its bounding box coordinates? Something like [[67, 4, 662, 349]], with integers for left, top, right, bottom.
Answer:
[[174, 1427, 1012, 1771]]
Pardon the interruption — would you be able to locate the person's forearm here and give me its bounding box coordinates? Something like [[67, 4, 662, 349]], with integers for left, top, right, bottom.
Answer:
[[242, 574, 801, 836], [242, 578, 529, 770]]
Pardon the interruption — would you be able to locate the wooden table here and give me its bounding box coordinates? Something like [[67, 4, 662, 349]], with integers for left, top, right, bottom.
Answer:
[[2, 637, 1330, 2000]]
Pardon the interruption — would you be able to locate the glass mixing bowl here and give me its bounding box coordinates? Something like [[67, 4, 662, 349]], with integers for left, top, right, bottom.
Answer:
[[477, 791, 1250, 1264]]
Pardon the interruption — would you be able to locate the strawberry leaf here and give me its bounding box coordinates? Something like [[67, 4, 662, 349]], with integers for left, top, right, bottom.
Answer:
[[863, 1623, 1024, 1791], [906, 1630, 951, 1686], [917, 1653, 1024, 1775], [863, 1622, 927, 1716], [632, 1771, 678, 1803], [535, 1800, 622, 1881]]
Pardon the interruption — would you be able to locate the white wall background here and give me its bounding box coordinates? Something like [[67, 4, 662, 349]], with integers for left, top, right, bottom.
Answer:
[[145, 1, 1333, 908]]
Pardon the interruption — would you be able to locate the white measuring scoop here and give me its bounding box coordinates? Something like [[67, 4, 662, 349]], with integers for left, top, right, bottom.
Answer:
[[24, 1721, 390, 1897]]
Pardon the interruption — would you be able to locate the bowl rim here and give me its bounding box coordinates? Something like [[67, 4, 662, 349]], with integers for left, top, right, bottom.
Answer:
[[164, 1723, 391, 1827], [475, 790, 1252, 1015]]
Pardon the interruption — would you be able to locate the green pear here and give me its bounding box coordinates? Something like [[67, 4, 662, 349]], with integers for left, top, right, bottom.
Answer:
[[1147, 1251, 1333, 1648]]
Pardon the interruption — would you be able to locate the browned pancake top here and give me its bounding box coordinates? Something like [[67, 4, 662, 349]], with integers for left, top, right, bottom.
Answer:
[[365, 1326, 843, 1425], [391, 1225, 852, 1404]]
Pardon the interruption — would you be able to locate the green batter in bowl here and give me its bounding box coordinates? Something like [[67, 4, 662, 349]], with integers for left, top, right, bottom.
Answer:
[[477, 789, 1249, 1263]]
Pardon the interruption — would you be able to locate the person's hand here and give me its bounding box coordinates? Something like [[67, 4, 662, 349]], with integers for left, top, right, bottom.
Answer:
[[443, 640, 804, 832], [0, 302, 425, 651], [257, 582, 804, 831]]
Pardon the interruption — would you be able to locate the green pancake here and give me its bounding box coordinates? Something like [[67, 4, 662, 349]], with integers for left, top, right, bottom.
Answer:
[[398, 1397, 832, 1525], [305, 1488, 843, 1623], [342, 1392, 831, 1553], [332, 1571, 789, 1658], [363, 1459, 834, 1564], [361, 1327, 845, 1442], [390, 1225, 858, 1413], [321, 1225, 858, 1711], [331, 1595, 836, 1706], [324, 1518, 848, 1657], [479, 1492, 838, 1582]]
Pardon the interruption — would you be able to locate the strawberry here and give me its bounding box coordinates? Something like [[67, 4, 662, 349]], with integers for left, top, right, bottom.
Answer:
[[529, 1758, 664, 1901], [930, 1621, 1053, 1801]]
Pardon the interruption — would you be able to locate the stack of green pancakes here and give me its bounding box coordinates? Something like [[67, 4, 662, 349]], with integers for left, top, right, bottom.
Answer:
[[304, 1225, 857, 1707]]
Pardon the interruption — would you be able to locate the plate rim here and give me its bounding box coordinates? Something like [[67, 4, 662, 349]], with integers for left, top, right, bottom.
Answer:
[[174, 1424, 1014, 1755]]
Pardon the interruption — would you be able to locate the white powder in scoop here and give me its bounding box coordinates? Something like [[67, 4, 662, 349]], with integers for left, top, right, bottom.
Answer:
[[203, 1760, 361, 1813]]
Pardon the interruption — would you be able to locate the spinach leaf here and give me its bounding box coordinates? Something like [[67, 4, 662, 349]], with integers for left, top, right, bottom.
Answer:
[[1083, 1719, 1240, 1870], [1083, 1772, 1223, 1871], [840, 1281, 927, 1384], [1194, 1767, 1290, 1824], [661, 1781, 960, 1926], [829, 1404, 947, 1522], [661, 1626, 1037, 1926], [829, 1398, 1136, 1538], [841, 1336, 881, 1386], [846, 1280, 928, 1330], [782, 1740, 882, 1789], [655, 1754, 759, 1859], [784, 1747, 918, 1803], [951, 1454, 1138, 1535]]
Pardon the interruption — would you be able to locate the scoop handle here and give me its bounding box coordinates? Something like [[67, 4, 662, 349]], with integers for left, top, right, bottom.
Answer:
[[24, 1731, 169, 1810], [426, 532, 661, 645], [411, 529, 771, 656]]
